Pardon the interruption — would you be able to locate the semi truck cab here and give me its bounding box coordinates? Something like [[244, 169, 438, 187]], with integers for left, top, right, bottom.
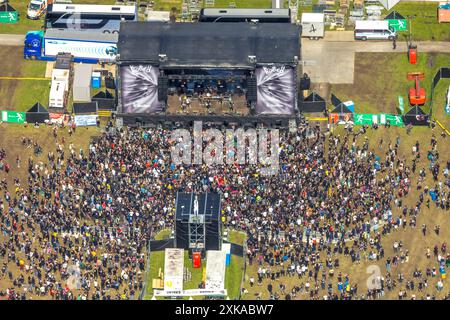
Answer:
[[27, 0, 52, 20], [24, 31, 44, 60]]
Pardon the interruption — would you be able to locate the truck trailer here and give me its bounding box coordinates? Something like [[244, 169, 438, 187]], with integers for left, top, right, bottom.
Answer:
[[301, 13, 324, 39], [24, 29, 118, 63]]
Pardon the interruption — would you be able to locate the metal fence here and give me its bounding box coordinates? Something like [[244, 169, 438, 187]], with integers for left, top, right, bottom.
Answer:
[[237, 241, 247, 300], [138, 239, 152, 300]]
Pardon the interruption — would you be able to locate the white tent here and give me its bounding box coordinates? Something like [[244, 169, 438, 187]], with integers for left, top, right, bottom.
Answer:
[[378, 0, 400, 10]]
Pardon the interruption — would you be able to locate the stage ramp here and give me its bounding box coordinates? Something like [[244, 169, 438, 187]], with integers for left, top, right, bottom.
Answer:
[[205, 250, 226, 291], [164, 248, 184, 291]]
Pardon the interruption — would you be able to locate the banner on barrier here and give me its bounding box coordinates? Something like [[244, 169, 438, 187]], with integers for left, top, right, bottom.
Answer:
[[49, 113, 70, 126], [74, 115, 98, 127], [329, 113, 353, 124], [1, 111, 25, 123], [386, 19, 407, 32], [0, 11, 18, 24], [353, 113, 374, 125], [354, 113, 404, 126], [382, 114, 404, 126]]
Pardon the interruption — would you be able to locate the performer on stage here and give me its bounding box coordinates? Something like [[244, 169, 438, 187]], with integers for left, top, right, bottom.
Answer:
[[180, 94, 190, 112], [205, 92, 212, 112], [227, 95, 235, 112]]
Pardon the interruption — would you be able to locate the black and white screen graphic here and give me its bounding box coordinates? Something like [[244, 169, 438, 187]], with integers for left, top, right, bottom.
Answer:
[[255, 66, 296, 115], [121, 65, 164, 113]]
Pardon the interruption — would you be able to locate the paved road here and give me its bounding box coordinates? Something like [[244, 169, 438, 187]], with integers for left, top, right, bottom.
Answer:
[[0, 34, 25, 46], [2, 32, 450, 85], [302, 33, 450, 84]]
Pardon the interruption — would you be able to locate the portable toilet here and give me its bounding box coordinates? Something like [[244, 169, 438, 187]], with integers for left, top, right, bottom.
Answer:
[[92, 72, 102, 89], [192, 251, 201, 268]]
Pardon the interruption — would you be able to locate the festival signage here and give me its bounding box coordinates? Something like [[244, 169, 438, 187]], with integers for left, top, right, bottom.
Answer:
[[0, 11, 18, 24], [387, 19, 407, 32], [74, 115, 98, 127], [1, 111, 25, 123]]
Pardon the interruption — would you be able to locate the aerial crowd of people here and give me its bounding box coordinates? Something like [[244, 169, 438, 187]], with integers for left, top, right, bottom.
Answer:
[[0, 120, 449, 300]]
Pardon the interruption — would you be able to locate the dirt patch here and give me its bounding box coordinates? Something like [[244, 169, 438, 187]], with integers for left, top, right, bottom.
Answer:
[[0, 47, 24, 109]]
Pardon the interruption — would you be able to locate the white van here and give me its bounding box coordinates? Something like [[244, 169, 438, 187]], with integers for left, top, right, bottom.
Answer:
[[27, 0, 52, 20], [354, 20, 397, 41]]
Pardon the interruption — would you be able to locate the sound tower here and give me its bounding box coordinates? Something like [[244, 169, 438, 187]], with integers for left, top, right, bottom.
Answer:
[[157, 76, 168, 101], [300, 73, 311, 90], [246, 77, 257, 102], [175, 192, 221, 251], [105, 76, 116, 90]]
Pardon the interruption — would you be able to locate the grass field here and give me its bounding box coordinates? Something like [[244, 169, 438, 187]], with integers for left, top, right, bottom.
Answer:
[[331, 52, 450, 118], [144, 229, 245, 300], [432, 77, 450, 130], [144, 250, 244, 300], [242, 123, 450, 300], [0, 46, 50, 111], [387, 2, 450, 42], [0, 123, 101, 299]]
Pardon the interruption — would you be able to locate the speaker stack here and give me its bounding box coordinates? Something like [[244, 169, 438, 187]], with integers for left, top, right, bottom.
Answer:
[[157, 76, 169, 101], [246, 77, 257, 102], [300, 73, 311, 90]]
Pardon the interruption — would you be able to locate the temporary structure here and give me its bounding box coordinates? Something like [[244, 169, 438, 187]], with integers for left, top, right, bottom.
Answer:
[[73, 64, 93, 102], [378, 0, 400, 10]]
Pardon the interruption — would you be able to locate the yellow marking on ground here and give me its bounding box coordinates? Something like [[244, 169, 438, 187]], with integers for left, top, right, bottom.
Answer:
[[435, 119, 450, 136], [305, 117, 328, 121], [98, 110, 112, 118]]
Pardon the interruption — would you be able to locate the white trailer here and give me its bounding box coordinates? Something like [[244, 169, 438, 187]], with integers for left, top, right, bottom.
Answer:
[[51, 68, 70, 83], [49, 80, 67, 109], [301, 13, 325, 40]]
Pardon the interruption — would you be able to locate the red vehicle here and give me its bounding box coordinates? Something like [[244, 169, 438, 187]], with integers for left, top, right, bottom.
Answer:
[[407, 72, 426, 105]]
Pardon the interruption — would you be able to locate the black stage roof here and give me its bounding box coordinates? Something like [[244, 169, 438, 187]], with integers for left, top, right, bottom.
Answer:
[[118, 22, 301, 68], [175, 192, 221, 221]]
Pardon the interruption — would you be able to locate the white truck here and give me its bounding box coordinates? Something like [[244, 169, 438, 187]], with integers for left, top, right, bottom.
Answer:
[[301, 13, 325, 40], [27, 0, 52, 19]]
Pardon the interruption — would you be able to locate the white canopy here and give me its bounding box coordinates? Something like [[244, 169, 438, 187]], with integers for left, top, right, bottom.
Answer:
[[378, 0, 401, 10]]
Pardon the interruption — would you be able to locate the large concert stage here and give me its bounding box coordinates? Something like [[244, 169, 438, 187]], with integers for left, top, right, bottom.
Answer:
[[116, 21, 301, 126]]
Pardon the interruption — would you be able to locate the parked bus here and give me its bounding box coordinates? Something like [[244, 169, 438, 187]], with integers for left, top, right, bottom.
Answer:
[[45, 3, 137, 33], [198, 8, 291, 23], [354, 20, 397, 41]]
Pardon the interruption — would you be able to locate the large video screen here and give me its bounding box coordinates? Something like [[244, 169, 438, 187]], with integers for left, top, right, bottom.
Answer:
[[120, 65, 164, 113], [255, 66, 296, 115]]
